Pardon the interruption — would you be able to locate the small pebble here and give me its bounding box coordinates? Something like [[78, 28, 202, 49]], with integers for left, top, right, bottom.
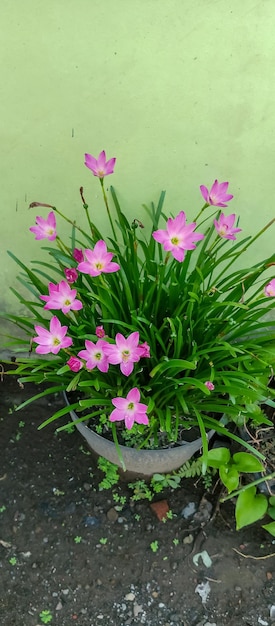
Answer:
[[133, 602, 143, 617], [183, 533, 194, 545], [271, 606, 275, 619], [83, 515, 100, 527], [107, 508, 119, 522], [181, 501, 196, 519], [55, 601, 63, 611], [14, 511, 26, 522], [21, 551, 31, 559], [125, 592, 135, 601]]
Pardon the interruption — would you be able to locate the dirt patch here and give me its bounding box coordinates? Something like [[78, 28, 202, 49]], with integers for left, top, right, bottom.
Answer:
[[1, 372, 275, 626]]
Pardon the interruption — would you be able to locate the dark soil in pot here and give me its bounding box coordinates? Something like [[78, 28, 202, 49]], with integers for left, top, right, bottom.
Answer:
[[1, 373, 275, 626]]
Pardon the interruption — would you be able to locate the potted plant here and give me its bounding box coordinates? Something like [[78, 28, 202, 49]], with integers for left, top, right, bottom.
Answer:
[[2, 150, 275, 475]]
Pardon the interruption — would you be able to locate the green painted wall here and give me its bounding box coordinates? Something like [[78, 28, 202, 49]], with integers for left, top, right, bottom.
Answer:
[[1, 0, 274, 342]]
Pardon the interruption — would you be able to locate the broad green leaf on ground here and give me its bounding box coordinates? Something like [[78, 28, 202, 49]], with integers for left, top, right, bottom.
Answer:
[[236, 485, 268, 530]]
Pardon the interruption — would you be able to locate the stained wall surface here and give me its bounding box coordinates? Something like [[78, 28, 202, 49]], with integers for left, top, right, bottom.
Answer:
[[0, 0, 274, 340]]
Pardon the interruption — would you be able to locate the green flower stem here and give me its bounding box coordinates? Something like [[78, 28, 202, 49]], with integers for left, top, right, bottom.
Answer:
[[56, 235, 71, 255], [111, 423, 126, 471], [220, 471, 275, 503], [53, 207, 88, 237], [100, 178, 117, 241], [210, 219, 274, 292], [240, 217, 275, 254], [216, 218, 275, 285], [82, 203, 96, 238], [194, 203, 209, 223], [205, 236, 220, 255]]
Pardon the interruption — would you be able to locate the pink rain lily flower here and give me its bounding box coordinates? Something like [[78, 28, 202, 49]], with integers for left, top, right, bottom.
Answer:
[[40, 280, 83, 314], [67, 356, 83, 372], [84, 150, 116, 178], [104, 331, 144, 377], [73, 248, 84, 263], [205, 381, 215, 391], [214, 213, 242, 240], [33, 316, 73, 355], [200, 180, 233, 207], [29, 211, 57, 241], [264, 278, 275, 297], [78, 339, 109, 373], [109, 387, 149, 430], [77, 240, 120, 277], [152, 211, 204, 262], [64, 268, 78, 284]]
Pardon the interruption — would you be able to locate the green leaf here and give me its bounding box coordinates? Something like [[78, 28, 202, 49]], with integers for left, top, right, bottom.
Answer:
[[267, 506, 275, 521], [149, 358, 197, 378], [262, 521, 275, 537], [207, 447, 231, 468], [15, 385, 66, 411], [38, 402, 82, 429], [236, 486, 268, 530], [66, 373, 81, 392], [219, 465, 239, 492], [232, 452, 265, 473]]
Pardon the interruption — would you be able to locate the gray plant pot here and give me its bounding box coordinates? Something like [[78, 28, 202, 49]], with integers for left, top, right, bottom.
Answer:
[[64, 394, 215, 476]]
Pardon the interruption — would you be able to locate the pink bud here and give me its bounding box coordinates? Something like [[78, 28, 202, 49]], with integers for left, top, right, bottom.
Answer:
[[205, 381, 215, 391], [95, 325, 105, 338], [64, 268, 78, 284], [73, 248, 84, 263], [67, 357, 83, 372], [138, 341, 151, 358]]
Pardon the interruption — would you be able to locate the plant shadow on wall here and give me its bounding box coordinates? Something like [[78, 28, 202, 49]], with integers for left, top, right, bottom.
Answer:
[[1, 150, 275, 534]]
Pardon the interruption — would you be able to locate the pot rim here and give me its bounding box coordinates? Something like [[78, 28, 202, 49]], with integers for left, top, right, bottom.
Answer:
[[63, 391, 215, 474]]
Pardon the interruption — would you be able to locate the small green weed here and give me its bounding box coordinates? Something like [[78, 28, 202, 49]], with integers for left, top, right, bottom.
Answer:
[[79, 445, 91, 456], [150, 540, 159, 553], [97, 457, 119, 490], [99, 537, 108, 545], [74, 536, 82, 544], [128, 479, 153, 501], [113, 492, 127, 506], [39, 610, 53, 624], [9, 557, 17, 566]]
